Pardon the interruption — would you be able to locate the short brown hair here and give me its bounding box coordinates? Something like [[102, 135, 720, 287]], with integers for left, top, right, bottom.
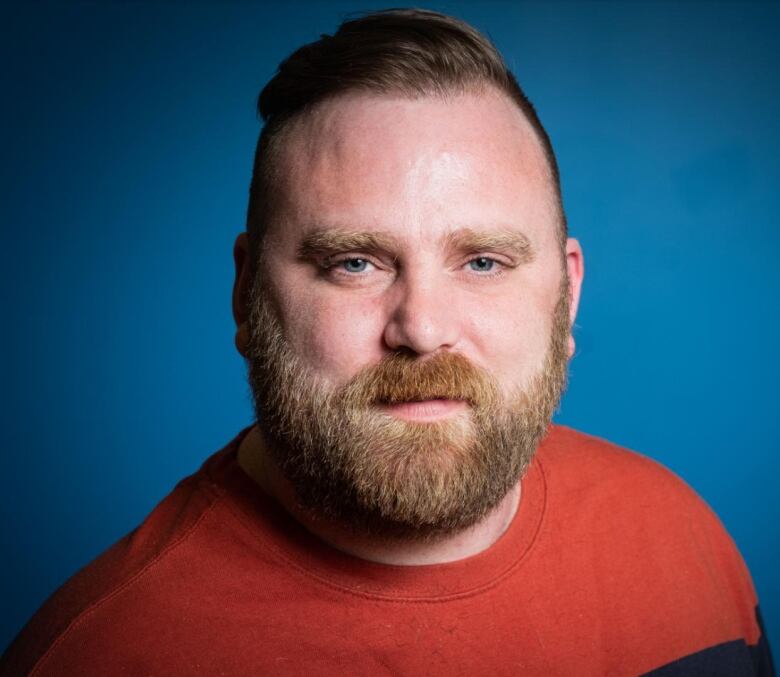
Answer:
[[246, 8, 566, 262]]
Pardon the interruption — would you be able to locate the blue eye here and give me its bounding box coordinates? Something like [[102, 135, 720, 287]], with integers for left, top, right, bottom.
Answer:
[[341, 258, 369, 273], [469, 257, 496, 272]]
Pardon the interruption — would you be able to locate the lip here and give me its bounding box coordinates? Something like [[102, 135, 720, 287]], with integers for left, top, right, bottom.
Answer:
[[377, 399, 468, 421]]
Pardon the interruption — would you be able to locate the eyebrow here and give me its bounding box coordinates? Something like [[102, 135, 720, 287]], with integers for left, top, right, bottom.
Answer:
[[297, 230, 399, 258], [445, 228, 535, 263]]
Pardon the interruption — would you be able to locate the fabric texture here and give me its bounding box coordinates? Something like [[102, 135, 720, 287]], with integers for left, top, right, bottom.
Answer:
[[1, 425, 772, 676]]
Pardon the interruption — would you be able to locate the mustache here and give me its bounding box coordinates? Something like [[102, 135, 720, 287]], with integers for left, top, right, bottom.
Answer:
[[340, 351, 499, 407]]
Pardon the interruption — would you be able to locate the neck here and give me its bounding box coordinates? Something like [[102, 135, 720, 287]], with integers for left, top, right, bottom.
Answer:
[[237, 425, 522, 566]]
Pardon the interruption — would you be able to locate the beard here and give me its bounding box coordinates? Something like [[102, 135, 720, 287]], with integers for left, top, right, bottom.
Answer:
[[245, 277, 571, 541]]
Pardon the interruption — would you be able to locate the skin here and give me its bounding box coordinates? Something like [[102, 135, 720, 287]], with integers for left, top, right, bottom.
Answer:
[[231, 88, 584, 564]]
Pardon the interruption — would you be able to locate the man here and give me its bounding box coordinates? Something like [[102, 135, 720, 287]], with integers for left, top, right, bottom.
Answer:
[[2, 9, 773, 676]]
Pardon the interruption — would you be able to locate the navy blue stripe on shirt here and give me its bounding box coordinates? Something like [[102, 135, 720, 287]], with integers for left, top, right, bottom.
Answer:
[[642, 606, 774, 676]]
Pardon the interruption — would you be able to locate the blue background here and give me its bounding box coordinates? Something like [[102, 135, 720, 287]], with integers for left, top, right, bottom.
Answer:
[[2, 0, 778, 652]]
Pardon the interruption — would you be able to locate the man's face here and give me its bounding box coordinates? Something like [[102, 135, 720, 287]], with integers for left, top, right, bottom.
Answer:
[[242, 89, 582, 537]]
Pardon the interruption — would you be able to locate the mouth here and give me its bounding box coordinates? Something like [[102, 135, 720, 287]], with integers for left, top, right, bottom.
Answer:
[[376, 398, 469, 422]]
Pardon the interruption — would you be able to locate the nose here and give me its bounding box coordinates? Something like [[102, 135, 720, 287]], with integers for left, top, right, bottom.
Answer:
[[382, 273, 461, 355]]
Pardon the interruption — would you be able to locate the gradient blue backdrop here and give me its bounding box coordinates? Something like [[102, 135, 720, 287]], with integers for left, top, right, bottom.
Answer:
[[2, 0, 778, 652]]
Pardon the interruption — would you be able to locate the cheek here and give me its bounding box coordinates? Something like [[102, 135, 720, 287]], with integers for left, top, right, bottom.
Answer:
[[462, 286, 556, 388], [278, 291, 386, 379]]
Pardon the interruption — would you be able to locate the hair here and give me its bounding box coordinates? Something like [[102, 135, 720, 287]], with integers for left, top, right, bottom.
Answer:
[[246, 8, 566, 264]]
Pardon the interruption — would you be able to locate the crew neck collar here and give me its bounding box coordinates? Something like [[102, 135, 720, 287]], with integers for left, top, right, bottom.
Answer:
[[207, 426, 548, 601]]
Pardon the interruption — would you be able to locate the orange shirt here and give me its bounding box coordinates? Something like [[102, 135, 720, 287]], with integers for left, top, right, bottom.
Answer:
[[2, 426, 771, 676]]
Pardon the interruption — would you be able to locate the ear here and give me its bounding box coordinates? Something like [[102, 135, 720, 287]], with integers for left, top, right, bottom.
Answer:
[[564, 238, 584, 358], [232, 232, 253, 357]]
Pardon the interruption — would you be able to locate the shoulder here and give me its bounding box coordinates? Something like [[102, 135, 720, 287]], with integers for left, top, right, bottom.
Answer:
[[537, 424, 739, 548], [1, 452, 229, 677], [535, 424, 760, 646], [539, 424, 715, 511]]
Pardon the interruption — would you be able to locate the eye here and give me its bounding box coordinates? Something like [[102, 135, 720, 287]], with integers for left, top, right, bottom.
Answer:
[[339, 258, 373, 273], [468, 257, 497, 273]]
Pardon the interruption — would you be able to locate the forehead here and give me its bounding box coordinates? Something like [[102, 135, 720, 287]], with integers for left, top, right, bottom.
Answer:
[[269, 89, 559, 249]]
